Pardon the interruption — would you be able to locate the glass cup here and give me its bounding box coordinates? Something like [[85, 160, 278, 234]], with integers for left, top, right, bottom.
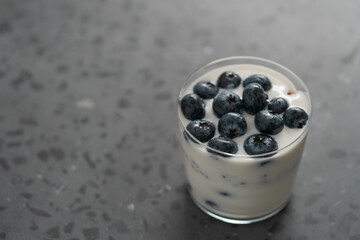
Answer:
[[177, 56, 311, 224]]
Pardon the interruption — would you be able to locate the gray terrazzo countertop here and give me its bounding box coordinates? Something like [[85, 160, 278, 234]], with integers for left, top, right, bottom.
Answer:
[[0, 0, 360, 239]]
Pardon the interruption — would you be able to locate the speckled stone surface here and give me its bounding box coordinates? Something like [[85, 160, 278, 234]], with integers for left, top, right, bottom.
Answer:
[[0, 0, 360, 239]]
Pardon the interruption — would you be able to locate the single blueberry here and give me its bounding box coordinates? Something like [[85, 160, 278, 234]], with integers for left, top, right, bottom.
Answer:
[[205, 200, 218, 208], [243, 134, 278, 155], [186, 119, 216, 143], [180, 93, 205, 120], [217, 71, 241, 89], [243, 74, 272, 91], [242, 83, 268, 115], [283, 107, 309, 128], [218, 191, 231, 197], [207, 137, 238, 156], [193, 81, 219, 99], [212, 90, 243, 118], [218, 112, 247, 139], [268, 97, 289, 114], [255, 110, 284, 135]]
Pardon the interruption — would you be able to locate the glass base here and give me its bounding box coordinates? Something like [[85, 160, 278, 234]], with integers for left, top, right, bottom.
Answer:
[[191, 195, 289, 224]]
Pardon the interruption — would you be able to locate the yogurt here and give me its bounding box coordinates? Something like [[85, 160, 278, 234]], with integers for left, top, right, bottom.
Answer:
[[177, 57, 311, 223]]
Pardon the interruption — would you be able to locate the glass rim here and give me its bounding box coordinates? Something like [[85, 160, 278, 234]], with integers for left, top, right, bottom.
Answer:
[[177, 56, 312, 160]]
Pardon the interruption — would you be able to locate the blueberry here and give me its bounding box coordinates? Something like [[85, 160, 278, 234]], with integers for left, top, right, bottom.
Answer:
[[283, 107, 309, 128], [207, 137, 238, 156], [217, 71, 241, 89], [212, 90, 243, 117], [193, 81, 219, 99], [180, 93, 205, 120], [218, 191, 231, 197], [243, 134, 278, 155], [243, 74, 272, 91], [268, 97, 289, 114], [218, 112, 247, 139], [242, 83, 268, 115], [255, 110, 284, 135], [205, 200, 218, 208], [186, 119, 216, 143]]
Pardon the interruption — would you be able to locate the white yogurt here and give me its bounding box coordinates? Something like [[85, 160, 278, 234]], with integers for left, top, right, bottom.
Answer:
[[178, 61, 311, 222]]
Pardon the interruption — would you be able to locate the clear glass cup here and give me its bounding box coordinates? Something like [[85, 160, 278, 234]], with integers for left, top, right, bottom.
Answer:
[[177, 56, 311, 224]]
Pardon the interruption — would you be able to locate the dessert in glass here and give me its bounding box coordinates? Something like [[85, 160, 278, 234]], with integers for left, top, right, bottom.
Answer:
[[177, 56, 311, 224]]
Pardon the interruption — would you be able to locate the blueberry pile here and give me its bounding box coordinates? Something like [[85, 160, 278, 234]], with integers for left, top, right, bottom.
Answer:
[[180, 72, 309, 156]]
